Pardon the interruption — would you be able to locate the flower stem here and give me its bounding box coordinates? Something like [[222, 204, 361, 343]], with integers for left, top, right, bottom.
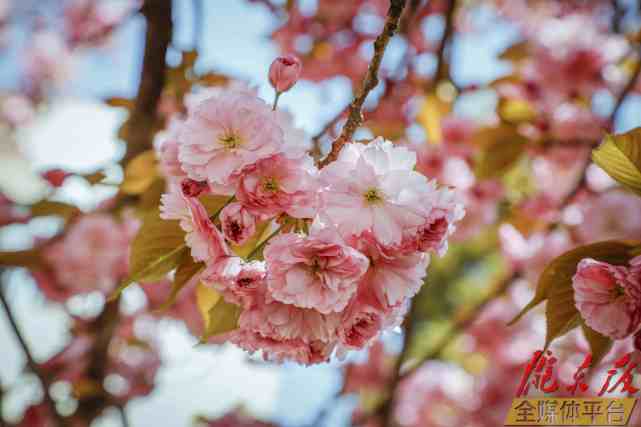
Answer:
[[272, 91, 282, 111], [247, 223, 284, 260]]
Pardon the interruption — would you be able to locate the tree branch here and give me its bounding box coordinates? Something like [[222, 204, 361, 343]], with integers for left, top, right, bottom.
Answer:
[[562, 43, 641, 204], [0, 278, 66, 427], [433, 0, 457, 84], [319, 0, 408, 167], [121, 0, 173, 164]]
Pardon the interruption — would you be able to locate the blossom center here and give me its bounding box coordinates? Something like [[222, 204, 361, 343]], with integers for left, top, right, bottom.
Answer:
[[262, 177, 279, 192], [219, 133, 242, 150], [363, 188, 383, 204]]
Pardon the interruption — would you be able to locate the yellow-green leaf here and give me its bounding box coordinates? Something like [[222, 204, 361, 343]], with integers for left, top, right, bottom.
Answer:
[[199, 194, 232, 217], [0, 249, 41, 269], [83, 171, 106, 185], [498, 98, 537, 124], [158, 254, 204, 311], [121, 150, 158, 195], [499, 41, 529, 62], [113, 210, 187, 297], [592, 128, 641, 195], [231, 220, 271, 258], [511, 241, 638, 347], [581, 321, 613, 368], [30, 200, 79, 221], [473, 126, 527, 179], [196, 283, 241, 341], [416, 93, 451, 144]]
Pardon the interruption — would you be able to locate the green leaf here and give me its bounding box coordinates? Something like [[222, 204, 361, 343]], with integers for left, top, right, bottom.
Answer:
[[158, 254, 204, 311], [113, 210, 187, 298], [196, 283, 241, 342], [581, 321, 613, 368], [592, 128, 641, 195], [511, 241, 638, 325], [511, 241, 638, 348]]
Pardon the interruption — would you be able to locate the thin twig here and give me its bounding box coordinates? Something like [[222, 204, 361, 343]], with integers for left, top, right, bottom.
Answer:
[[380, 301, 418, 427], [432, 0, 457, 84], [320, 0, 408, 167], [0, 278, 66, 427], [359, 272, 518, 427], [117, 405, 130, 427], [562, 44, 641, 204], [610, 44, 641, 124]]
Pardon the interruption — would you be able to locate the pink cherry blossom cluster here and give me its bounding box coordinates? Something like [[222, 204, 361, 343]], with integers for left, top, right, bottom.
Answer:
[[40, 214, 138, 301], [155, 79, 464, 364], [572, 256, 641, 340]]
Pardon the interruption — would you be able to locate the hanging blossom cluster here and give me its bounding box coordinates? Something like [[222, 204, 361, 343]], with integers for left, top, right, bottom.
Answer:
[[572, 255, 641, 341], [155, 56, 464, 364]]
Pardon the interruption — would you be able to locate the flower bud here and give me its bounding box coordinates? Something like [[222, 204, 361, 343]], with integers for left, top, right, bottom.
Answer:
[[268, 54, 302, 93]]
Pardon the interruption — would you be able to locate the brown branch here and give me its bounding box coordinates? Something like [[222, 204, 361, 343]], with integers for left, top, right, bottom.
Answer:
[[319, 0, 408, 167], [433, 0, 457, 84], [362, 272, 518, 427], [0, 279, 67, 427], [380, 301, 418, 427], [562, 43, 641, 204], [121, 0, 173, 165]]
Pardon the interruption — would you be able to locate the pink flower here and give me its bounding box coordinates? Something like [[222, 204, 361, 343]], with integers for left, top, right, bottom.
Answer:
[[227, 330, 333, 365], [221, 296, 340, 364], [236, 153, 318, 219], [576, 191, 641, 243], [219, 202, 258, 245], [353, 233, 429, 308], [160, 189, 229, 263], [43, 214, 132, 295], [338, 283, 385, 349], [178, 89, 284, 186], [239, 298, 340, 343], [202, 257, 266, 308], [269, 54, 302, 93], [263, 221, 369, 314], [320, 138, 457, 248], [573, 258, 641, 339], [156, 120, 187, 184]]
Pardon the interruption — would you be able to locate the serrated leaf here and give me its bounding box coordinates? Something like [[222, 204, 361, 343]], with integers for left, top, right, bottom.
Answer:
[[196, 283, 241, 341], [592, 128, 641, 195], [113, 210, 187, 298], [581, 321, 613, 368], [416, 93, 451, 144], [138, 178, 167, 212], [511, 241, 638, 346], [158, 254, 204, 311], [473, 126, 527, 179], [30, 200, 79, 221], [121, 150, 158, 195]]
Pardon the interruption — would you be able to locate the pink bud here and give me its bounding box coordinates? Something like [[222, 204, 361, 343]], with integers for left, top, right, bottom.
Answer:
[[268, 54, 302, 93]]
